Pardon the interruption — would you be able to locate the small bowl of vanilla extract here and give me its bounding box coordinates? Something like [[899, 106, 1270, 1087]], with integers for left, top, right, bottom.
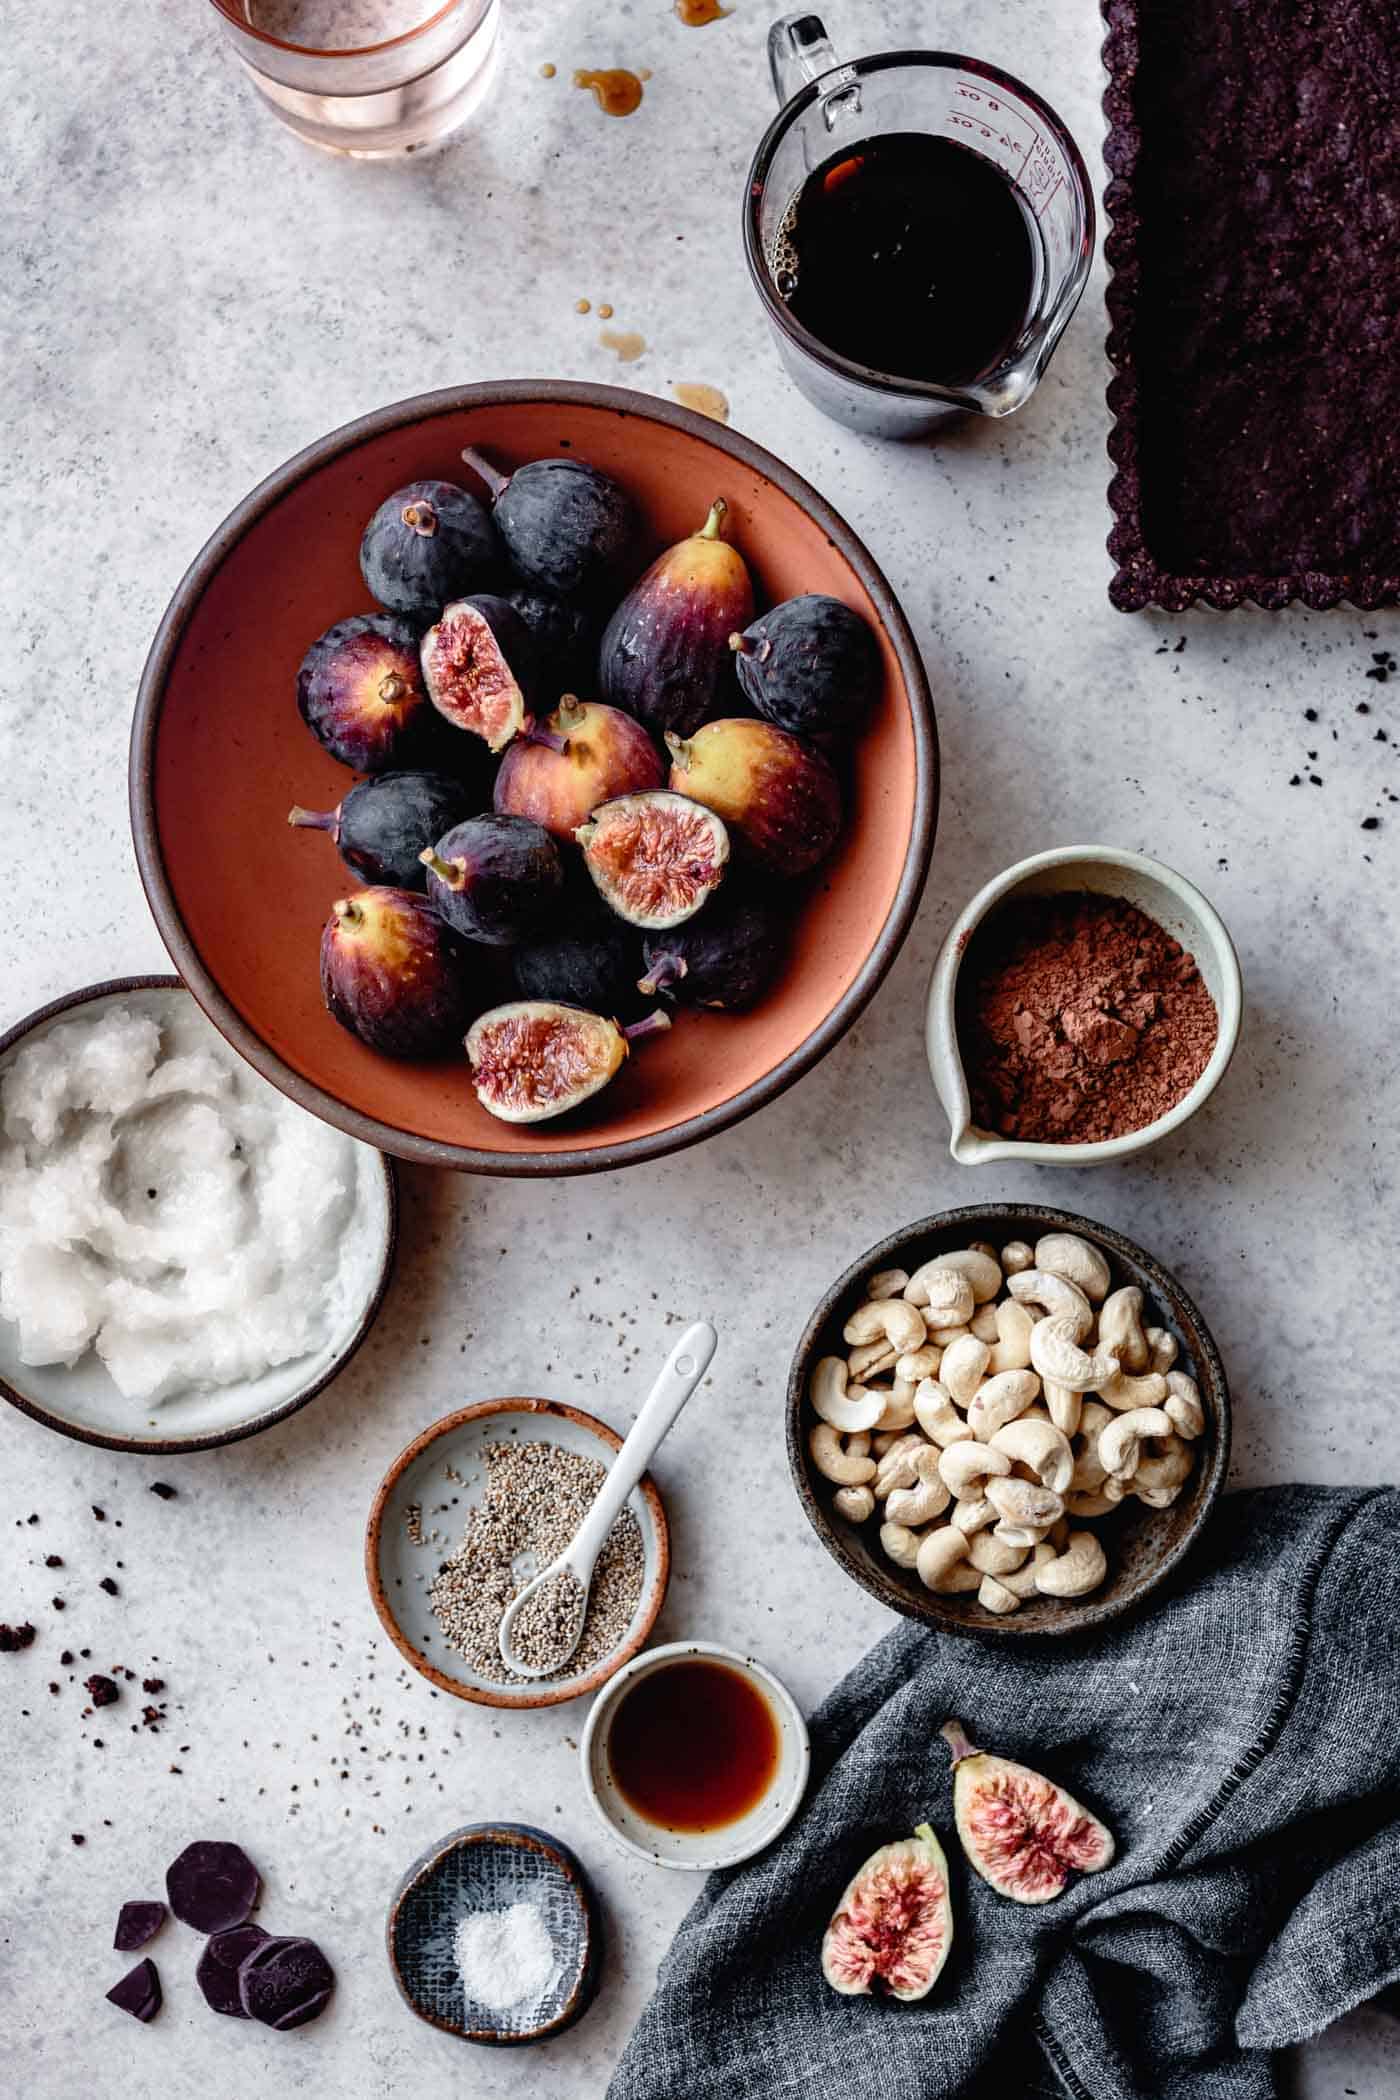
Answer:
[[580, 1642, 810, 1872]]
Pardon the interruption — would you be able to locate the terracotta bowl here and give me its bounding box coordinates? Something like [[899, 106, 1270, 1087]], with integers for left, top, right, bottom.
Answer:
[[131, 381, 937, 1173], [787, 1206, 1230, 1639]]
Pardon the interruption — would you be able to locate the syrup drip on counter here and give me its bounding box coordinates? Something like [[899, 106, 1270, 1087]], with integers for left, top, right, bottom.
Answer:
[[573, 68, 644, 116], [600, 328, 646, 362], [675, 0, 732, 23], [673, 382, 730, 423]]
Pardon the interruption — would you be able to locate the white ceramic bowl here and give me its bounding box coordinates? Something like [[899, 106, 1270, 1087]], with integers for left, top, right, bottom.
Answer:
[[0, 976, 396, 1452], [366, 1399, 671, 1711], [580, 1640, 811, 1872], [926, 845, 1242, 1167]]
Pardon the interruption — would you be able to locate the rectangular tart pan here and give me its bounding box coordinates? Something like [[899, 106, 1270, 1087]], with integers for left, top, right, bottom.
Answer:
[[1102, 0, 1400, 610]]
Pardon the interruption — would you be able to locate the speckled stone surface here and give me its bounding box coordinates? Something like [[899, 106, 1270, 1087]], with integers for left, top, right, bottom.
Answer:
[[3, 2, 1397, 2093]]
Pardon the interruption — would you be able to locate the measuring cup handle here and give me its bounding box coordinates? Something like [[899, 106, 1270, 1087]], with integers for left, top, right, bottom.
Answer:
[[768, 13, 839, 105]]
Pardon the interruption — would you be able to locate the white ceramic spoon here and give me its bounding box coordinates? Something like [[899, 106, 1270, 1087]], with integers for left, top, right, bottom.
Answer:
[[497, 1320, 717, 1679]]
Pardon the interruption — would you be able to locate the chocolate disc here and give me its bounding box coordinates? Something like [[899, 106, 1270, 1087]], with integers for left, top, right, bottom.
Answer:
[[114, 1899, 167, 1952], [196, 1922, 270, 2017], [106, 1957, 161, 2022], [165, 1840, 260, 1934], [238, 1934, 335, 2031]]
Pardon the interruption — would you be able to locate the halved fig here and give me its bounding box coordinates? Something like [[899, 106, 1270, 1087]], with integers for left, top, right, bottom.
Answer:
[[941, 1718, 1115, 1904], [465, 999, 669, 1124], [577, 789, 728, 929], [820, 1823, 954, 2000], [420, 594, 536, 753]]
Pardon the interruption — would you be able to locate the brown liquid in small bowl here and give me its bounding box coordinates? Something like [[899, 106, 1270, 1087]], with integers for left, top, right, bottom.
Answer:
[[607, 1658, 779, 1832]]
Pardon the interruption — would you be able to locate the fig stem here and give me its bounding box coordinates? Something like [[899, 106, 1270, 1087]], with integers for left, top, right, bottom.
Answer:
[[401, 502, 438, 539], [460, 445, 510, 500], [555, 694, 586, 736], [914, 1823, 937, 1847], [728, 631, 752, 656], [698, 497, 728, 541], [664, 730, 691, 766], [940, 1718, 979, 1767], [332, 897, 361, 927], [419, 848, 467, 891], [637, 956, 685, 997], [287, 805, 336, 834], [622, 1010, 672, 1045], [378, 672, 410, 704]]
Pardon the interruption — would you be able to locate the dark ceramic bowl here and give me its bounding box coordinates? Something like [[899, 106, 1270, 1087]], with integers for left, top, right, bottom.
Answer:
[[130, 380, 937, 1175], [787, 1205, 1230, 1638], [387, 1822, 601, 2046], [0, 974, 397, 1454]]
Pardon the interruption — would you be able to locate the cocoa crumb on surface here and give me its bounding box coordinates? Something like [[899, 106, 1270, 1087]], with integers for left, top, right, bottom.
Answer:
[[1, 1622, 37, 1652], [149, 1483, 177, 1500], [44, 1555, 62, 1568], [957, 890, 1219, 1145], [85, 1674, 119, 1707], [99, 1577, 119, 1596]]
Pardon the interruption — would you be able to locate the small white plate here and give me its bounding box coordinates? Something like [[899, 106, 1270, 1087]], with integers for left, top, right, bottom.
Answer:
[[0, 976, 396, 1452], [580, 1641, 811, 1871], [366, 1400, 671, 1710]]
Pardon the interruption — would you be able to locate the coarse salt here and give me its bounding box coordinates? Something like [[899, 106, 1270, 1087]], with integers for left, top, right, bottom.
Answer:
[[454, 1900, 557, 2013]]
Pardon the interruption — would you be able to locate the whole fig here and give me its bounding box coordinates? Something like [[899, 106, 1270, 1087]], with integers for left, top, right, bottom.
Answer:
[[941, 1718, 1115, 1904], [359, 479, 499, 619], [730, 593, 882, 740], [505, 585, 600, 692], [297, 613, 435, 774], [288, 771, 477, 890], [513, 924, 643, 1015], [820, 1824, 954, 2000], [319, 888, 477, 1058], [461, 447, 636, 600], [665, 718, 841, 878], [419, 814, 563, 947], [599, 498, 754, 737], [638, 894, 786, 1010], [494, 696, 664, 843]]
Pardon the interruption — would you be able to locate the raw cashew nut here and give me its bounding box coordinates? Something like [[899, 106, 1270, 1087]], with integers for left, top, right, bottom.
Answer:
[[873, 1378, 918, 1432], [833, 1483, 875, 1523], [967, 1368, 1041, 1441], [1029, 1316, 1121, 1393], [865, 1267, 910, 1301], [1066, 1488, 1118, 1518], [871, 1431, 900, 1456], [1035, 1528, 1108, 1598], [874, 1433, 930, 1496], [1135, 1434, 1193, 1493], [848, 1339, 897, 1382], [844, 1298, 927, 1355], [990, 1416, 1073, 1496], [1146, 1326, 1179, 1375], [1098, 1366, 1169, 1414], [912, 1378, 973, 1448], [1164, 1369, 1206, 1439], [916, 1527, 981, 1594], [985, 1475, 1065, 1531], [1070, 1438, 1108, 1493], [810, 1357, 886, 1433], [969, 1303, 1000, 1344], [977, 1574, 1022, 1615], [940, 1334, 991, 1407], [938, 1441, 1011, 1499], [896, 1345, 942, 1385], [1043, 1379, 1082, 1437], [1099, 1406, 1173, 1481], [808, 1422, 876, 1485], [1000, 1239, 1034, 1275], [1035, 1231, 1111, 1301], [998, 1540, 1058, 1596], [907, 1248, 1002, 1306], [1098, 1286, 1149, 1373], [950, 1495, 996, 1534], [968, 1530, 1029, 1576], [879, 1520, 922, 1569], [987, 1298, 1035, 1374], [1136, 1480, 1186, 1509], [991, 1518, 1053, 1550], [886, 1449, 952, 1527], [1009, 1269, 1095, 1340], [912, 1269, 976, 1327], [969, 1240, 1000, 1263]]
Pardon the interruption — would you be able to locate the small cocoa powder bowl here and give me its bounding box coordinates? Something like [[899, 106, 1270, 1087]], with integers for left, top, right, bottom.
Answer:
[[787, 1205, 1231, 1639]]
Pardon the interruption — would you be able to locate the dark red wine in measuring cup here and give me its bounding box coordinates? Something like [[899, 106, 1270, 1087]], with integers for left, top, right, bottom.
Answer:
[[776, 132, 1037, 387]]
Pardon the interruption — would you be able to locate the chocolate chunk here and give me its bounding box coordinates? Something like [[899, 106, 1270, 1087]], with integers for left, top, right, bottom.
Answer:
[[149, 1483, 177, 1500], [238, 1935, 335, 2031], [92, 1506, 105, 1522], [196, 1923, 269, 2017], [115, 1901, 167, 1952], [106, 1957, 161, 2022], [0, 1622, 35, 1652], [165, 1841, 260, 1934], [45, 1555, 63, 1568], [99, 1577, 118, 1596], [86, 1674, 119, 1708]]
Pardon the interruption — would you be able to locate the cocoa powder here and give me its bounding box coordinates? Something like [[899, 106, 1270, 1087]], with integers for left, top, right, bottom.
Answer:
[[957, 891, 1218, 1144]]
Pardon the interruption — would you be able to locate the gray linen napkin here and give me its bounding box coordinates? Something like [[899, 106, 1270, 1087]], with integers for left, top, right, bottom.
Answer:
[[607, 1487, 1400, 2100]]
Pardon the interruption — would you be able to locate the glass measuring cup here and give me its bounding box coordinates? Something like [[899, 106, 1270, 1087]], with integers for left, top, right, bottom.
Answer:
[[744, 14, 1095, 438]]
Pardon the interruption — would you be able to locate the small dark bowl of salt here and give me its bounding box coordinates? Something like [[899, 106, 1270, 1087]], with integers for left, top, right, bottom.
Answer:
[[387, 1822, 601, 2046]]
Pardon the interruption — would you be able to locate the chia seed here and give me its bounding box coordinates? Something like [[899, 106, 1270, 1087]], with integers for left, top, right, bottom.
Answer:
[[508, 1568, 586, 1673], [427, 1441, 645, 1685]]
